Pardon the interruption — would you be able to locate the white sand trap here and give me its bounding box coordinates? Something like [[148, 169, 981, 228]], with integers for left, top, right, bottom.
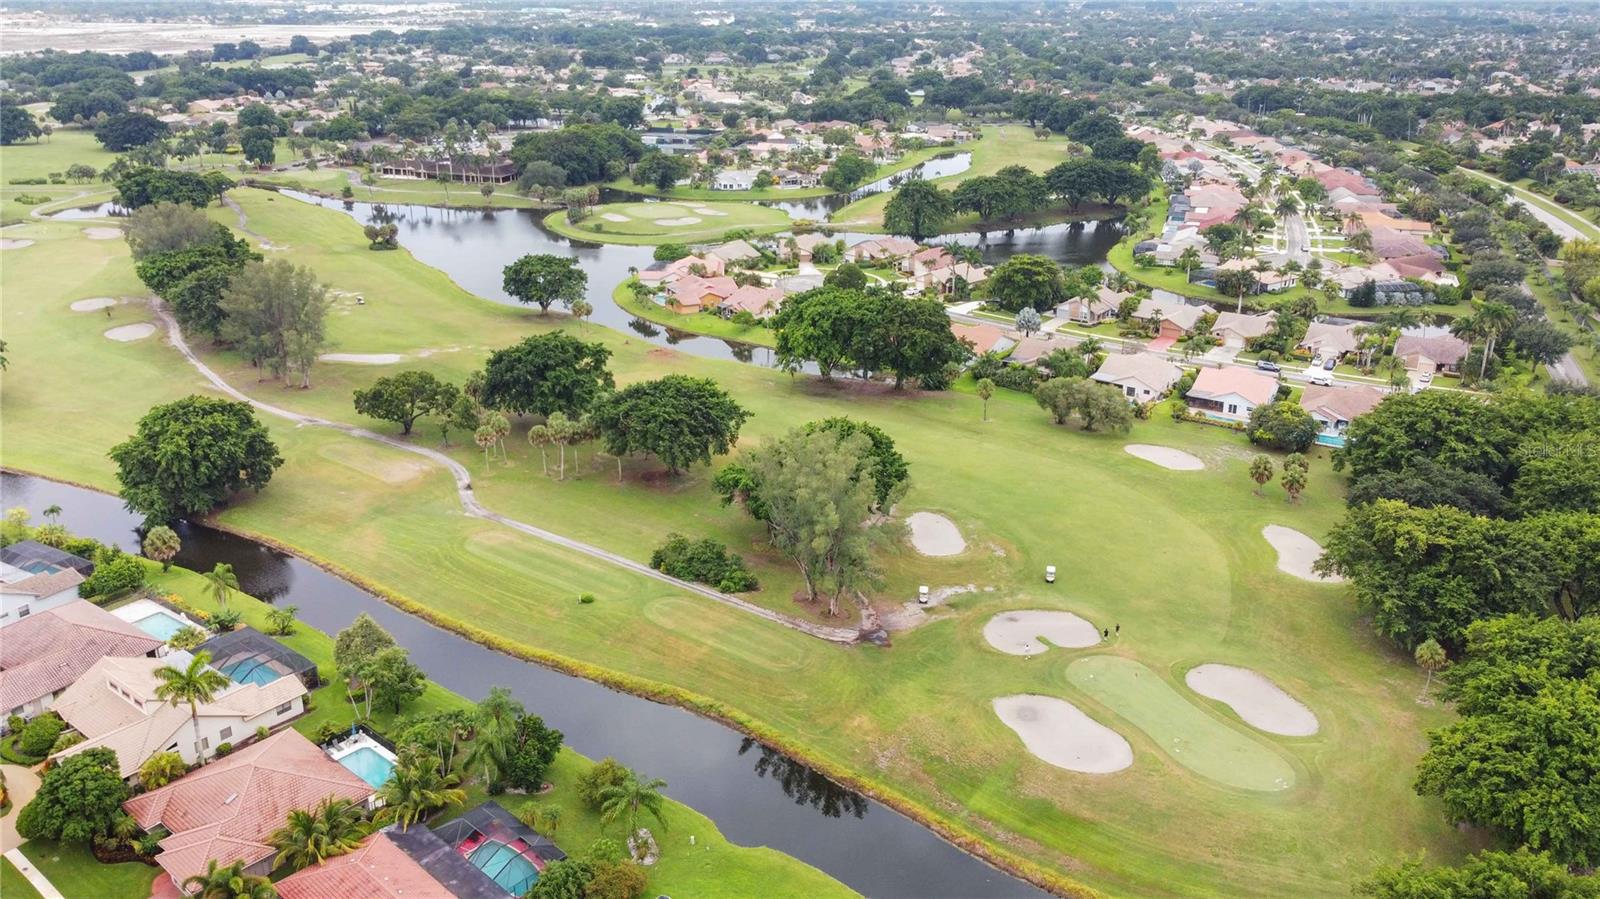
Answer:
[[655, 216, 702, 226], [1123, 444, 1204, 471], [600, 213, 632, 222], [0, 238, 34, 250], [993, 695, 1133, 774], [906, 511, 965, 556], [70, 296, 120, 312], [635, 204, 689, 219], [690, 207, 729, 216], [319, 352, 402, 364], [1186, 664, 1319, 736], [1262, 525, 1343, 583], [105, 323, 156, 342], [83, 226, 122, 240], [984, 610, 1100, 656]]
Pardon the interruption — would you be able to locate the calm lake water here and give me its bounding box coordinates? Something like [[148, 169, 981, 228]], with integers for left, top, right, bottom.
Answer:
[[0, 471, 1050, 899]]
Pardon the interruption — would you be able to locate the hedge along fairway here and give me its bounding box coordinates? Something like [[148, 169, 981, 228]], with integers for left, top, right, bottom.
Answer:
[[1065, 656, 1298, 792], [0, 187, 1477, 898], [543, 200, 790, 245]]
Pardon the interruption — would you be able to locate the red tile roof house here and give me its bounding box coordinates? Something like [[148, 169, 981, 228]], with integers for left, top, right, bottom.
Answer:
[[275, 829, 451, 899], [716, 284, 784, 320], [0, 599, 162, 728], [636, 253, 725, 286], [125, 729, 375, 893], [1185, 366, 1280, 423], [664, 275, 738, 314]]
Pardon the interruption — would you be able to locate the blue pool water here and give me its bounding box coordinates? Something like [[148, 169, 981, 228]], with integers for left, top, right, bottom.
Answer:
[[134, 611, 190, 641], [220, 659, 283, 686], [337, 746, 396, 788], [467, 841, 538, 895]]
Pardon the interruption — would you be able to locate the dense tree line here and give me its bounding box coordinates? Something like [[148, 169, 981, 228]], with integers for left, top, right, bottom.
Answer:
[[772, 286, 971, 388]]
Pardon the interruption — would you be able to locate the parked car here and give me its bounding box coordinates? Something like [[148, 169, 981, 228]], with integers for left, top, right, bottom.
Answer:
[[1255, 359, 1281, 372], [1322, 357, 1337, 371], [1308, 370, 1335, 386]]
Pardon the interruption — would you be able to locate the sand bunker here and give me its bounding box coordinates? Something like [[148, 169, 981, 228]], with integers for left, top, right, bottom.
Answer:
[[70, 297, 120, 312], [105, 323, 156, 342], [83, 226, 122, 240], [600, 213, 632, 222], [1123, 444, 1205, 471], [1262, 525, 1342, 583], [319, 352, 402, 364], [993, 695, 1133, 774], [1185, 664, 1319, 737], [655, 216, 702, 226], [906, 512, 965, 556], [690, 207, 728, 216], [984, 610, 1100, 656], [0, 238, 34, 250]]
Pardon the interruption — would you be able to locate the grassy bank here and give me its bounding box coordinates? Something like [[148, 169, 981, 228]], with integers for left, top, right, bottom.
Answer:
[[0, 129, 120, 225], [542, 200, 790, 245], [613, 279, 778, 347], [605, 140, 974, 203], [0, 186, 1478, 897]]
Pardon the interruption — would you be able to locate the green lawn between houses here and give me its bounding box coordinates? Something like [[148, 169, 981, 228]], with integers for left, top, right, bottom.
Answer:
[[0, 128, 121, 224], [0, 182, 1481, 897], [13, 841, 155, 899], [1, 855, 50, 899]]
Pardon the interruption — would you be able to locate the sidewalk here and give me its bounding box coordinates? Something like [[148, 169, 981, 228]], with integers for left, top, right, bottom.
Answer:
[[4, 848, 64, 899]]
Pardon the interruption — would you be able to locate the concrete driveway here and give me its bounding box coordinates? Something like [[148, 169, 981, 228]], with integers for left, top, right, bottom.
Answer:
[[1, 763, 41, 852]]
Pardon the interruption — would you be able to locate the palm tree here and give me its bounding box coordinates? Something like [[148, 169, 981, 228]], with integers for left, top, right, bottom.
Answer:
[[182, 860, 277, 899], [473, 425, 497, 468], [1273, 194, 1299, 219], [154, 650, 231, 766], [976, 378, 994, 421], [527, 423, 552, 475], [598, 770, 670, 839], [143, 525, 182, 572], [570, 299, 594, 328], [42, 504, 61, 523], [270, 797, 372, 871], [1414, 639, 1448, 702], [1176, 246, 1202, 278], [204, 562, 238, 610], [1473, 300, 1516, 381], [378, 759, 465, 831]]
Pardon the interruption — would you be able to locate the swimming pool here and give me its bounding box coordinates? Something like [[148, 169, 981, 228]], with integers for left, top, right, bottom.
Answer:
[[134, 611, 192, 641], [468, 841, 539, 895], [219, 658, 284, 686], [336, 746, 396, 788]]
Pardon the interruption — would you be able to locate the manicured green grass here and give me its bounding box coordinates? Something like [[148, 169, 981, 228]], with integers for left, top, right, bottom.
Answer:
[[133, 566, 855, 899], [0, 185, 1482, 897], [16, 841, 158, 899], [1459, 168, 1600, 241], [245, 165, 548, 210], [828, 125, 1073, 231], [0, 129, 119, 224], [606, 141, 973, 203], [0, 857, 46, 899], [1064, 656, 1298, 792], [613, 279, 777, 347], [542, 200, 790, 245]]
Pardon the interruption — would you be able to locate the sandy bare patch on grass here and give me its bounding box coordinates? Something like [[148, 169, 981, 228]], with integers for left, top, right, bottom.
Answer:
[[690, 207, 729, 216], [600, 213, 632, 222], [1123, 444, 1205, 471], [993, 695, 1133, 774], [983, 610, 1100, 656], [0, 238, 34, 250], [655, 216, 702, 226], [906, 511, 965, 556], [104, 322, 156, 342], [1186, 664, 1319, 736], [1262, 525, 1343, 583], [82, 226, 123, 240], [319, 352, 403, 364], [70, 296, 120, 312]]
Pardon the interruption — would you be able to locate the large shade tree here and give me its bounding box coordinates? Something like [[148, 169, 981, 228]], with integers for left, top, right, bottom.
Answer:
[[502, 254, 587, 313], [479, 333, 614, 417], [589, 375, 750, 475], [110, 396, 283, 524]]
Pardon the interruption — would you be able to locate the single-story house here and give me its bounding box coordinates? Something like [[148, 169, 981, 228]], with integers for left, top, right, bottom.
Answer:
[[1299, 384, 1387, 446], [952, 323, 1014, 357], [717, 284, 784, 319], [1, 600, 162, 728], [1185, 366, 1279, 423], [786, 233, 834, 262], [712, 169, 757, 191], [773, 168, 820, 189], [1299, 321, 1364, 359], [666, 275, 739, 313], [125, 729, 375, 892], [1134, 297, 1216, 339], [1394, 332, 1470, 372], [637, 254, 725, 286], [276, 829, 453, 899], [50, 651, 307, 780], [915, 261, 988, 294], [1210, 311, 1277, 348], [1055, 287, 1122, 325], [1092, 354, 1184, 402], [707, 239, 762, 265], [901, 246, 954, 277], [847, 236, 919, 263], [1006, 335, 1058, 366], [0, 541, 94, 627]]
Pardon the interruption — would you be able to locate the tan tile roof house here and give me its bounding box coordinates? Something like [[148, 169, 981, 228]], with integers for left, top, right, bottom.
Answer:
[[125, 729, 374, 889], [1299, 321, 1364, 358], [1092, 354, 1184, 401], [1300, 384, 1387, 435], [276, 830, 450, 899], [0, 599, 162, 722], [1395, 332, 1470, 372], [1185, 366, 1280, 421]]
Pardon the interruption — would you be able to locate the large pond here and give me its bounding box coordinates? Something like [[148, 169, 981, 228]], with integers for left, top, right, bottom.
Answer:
[[0, 471, 1049, 899]]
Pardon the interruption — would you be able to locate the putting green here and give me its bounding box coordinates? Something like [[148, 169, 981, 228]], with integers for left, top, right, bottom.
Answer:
[[1066, 656, 1297, 792], [544, 200, 790, 245]]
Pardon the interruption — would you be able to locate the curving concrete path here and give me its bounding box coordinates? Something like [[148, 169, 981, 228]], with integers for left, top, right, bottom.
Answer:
[[1, 764, 40, 853], [151, 301, 863, 645]]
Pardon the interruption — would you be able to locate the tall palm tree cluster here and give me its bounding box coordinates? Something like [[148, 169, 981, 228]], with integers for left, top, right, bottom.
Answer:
[[1448, 299, 1517, 383]]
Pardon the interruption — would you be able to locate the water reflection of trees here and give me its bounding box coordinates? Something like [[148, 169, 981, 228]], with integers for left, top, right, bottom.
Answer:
[[738, 738, 868, 819], [628, 317, 661, 338], [171, 524, 297, 604]]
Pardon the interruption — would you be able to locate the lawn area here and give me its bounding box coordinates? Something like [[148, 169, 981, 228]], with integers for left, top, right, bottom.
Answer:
[[0, 128, 120, 224], [614, 279, 777, 347], [116, 565, 854, 899], [244, 165, 548, 210], [828, 124, 1075, 231], [0, 857, 46, 899], [0, 186, 1480, 897], [543, 200, 790, 245], [605, 140, 974, 202], [15, 841, 157, 899]]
